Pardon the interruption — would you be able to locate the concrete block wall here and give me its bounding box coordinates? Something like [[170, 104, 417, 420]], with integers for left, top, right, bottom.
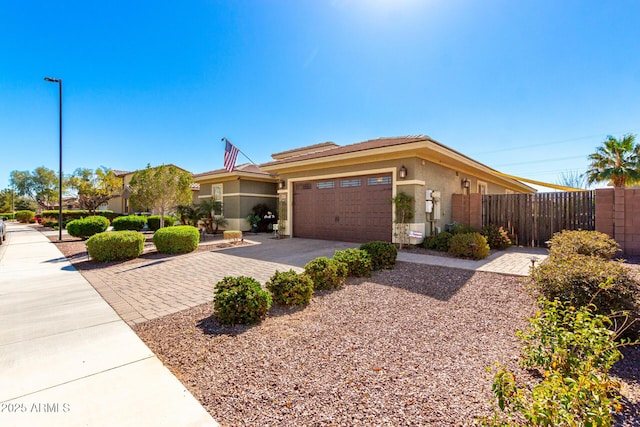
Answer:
[[594, 188, 640, 256]]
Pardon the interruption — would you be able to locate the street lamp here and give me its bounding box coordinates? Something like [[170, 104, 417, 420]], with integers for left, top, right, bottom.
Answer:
[[44, 77, 63, 241]]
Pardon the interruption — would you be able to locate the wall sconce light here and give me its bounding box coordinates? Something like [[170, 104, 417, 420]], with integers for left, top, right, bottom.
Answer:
[[462, 178, 470, 189], [399, 165, 408, 179], [279, 180, 286, 189]]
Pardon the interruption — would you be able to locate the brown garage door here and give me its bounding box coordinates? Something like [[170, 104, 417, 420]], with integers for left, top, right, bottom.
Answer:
[[293, 173, 392, 242]]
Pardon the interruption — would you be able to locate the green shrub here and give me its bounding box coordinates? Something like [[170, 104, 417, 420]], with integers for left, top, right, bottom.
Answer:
[[423, 234, 437, 250], [304, 257, 348, 290], [481, 224, 512, 250], [15, 210, 35, 223], [42, 209, 117, 222], [359, 241, 397, 270], [266, 270, 314, 306], [214, 276, 272, 325], [66, 216, 110, 239], [434, 231, 453, 251], [334, 248, 372, 277], [0, 212, 15, 220], [449, 223, 475, 234], [146, 215, 175, 231], [153, 225, 200, 254], [112, 215, 147, 231], [548, 230, 619, 260], [530, 254, 639, 322], [448, 232, 490, 260], [481, 300, 627, 426], [86, 231, 145, 262]]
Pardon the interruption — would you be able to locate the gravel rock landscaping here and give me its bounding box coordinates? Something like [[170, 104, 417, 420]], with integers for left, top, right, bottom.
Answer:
[[44, 225, 639, 426], [132, 262, 636, 426]]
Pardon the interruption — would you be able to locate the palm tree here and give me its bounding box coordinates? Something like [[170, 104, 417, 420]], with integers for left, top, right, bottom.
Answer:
[[586, 134, 640, 188], [196, 198, 223, 233]]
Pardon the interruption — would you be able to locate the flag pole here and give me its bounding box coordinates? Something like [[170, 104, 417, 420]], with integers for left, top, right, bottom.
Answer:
[[222, 137, 257, 165]]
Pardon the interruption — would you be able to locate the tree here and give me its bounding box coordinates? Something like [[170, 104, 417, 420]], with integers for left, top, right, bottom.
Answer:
[[67, 167, 121, 215], [10, 167, 59, 210], [0, 189, 14, 212], [391, 191, 415, 249], [586, 134, 640, 188], [129, 164, 193, 229], [196, 197, 223, 233], [557, 170, 588, 189]]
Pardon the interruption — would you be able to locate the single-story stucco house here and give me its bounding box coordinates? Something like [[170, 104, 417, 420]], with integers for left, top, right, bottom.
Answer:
[[105, 136, 534, 242], [192, 163, 279, 231], [260, 135, 535, 243]]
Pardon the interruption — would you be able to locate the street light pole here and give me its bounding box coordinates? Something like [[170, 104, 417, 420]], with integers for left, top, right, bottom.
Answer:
[[44, 77, 63, 241]]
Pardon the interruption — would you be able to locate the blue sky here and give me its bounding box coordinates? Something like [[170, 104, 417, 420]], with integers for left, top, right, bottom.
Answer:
[[2, 0, 639, 191]]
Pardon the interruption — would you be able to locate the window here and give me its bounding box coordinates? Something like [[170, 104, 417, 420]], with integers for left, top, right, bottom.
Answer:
[[212, 184, 223, 200], [340, 179, 361, 187], [317, 181, 335, 189], [368, 176, 392, 185]]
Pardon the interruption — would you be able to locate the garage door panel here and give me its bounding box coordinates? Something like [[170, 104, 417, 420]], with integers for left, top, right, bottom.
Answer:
[[293, 173, 392, 242]]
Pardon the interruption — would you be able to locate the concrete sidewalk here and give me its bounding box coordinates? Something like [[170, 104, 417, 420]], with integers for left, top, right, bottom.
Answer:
[[0, 223, 218, 427], [397, 245, 548, 276]]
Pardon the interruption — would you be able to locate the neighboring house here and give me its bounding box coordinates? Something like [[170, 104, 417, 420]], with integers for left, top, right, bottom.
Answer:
[[260, 135, 535, 243], [106, 170, 133, 214], [192, 163, 279, 231], [106, 166, 199, 215]]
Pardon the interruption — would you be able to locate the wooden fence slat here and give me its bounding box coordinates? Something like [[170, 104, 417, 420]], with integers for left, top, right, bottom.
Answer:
[[482, 191, 595, 248]]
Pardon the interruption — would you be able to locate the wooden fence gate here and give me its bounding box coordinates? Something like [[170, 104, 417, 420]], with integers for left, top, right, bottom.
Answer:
[[482, 191, 595, 247]]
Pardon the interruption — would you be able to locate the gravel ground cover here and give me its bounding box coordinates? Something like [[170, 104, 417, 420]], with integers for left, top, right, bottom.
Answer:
[[43, 225, 639, 426], [136, 263, 537, 426]]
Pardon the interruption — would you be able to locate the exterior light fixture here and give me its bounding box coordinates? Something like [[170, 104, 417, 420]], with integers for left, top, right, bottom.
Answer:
[[279, 180, 286, 189], [462, 178, 470, 189], [399, 165, 408, 179], [44, 77, 63, 241]]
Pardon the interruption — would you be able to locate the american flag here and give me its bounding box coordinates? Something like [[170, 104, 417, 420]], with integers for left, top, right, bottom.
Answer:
[[223, 139, 239, 172]]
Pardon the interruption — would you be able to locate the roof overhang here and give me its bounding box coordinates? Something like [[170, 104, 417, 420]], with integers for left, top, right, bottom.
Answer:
[[262, 139, 536, 193]]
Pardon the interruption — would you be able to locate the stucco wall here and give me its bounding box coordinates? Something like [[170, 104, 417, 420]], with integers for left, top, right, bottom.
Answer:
[[277, 156, 519, 241]]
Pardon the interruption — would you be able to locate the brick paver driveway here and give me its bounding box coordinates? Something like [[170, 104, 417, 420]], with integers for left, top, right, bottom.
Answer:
[[82, 235, 359, 325]]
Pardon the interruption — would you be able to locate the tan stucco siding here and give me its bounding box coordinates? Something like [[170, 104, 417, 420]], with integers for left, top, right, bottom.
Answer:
[[240, 180, 277, 195]]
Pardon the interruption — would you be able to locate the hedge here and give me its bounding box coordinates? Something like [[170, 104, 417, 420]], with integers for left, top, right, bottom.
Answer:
[[86, 231, 145, 262], [153, 225, 200, 254], [147, 215, 176, 231], [214, 276, 272, 325], [359, 241, 397, 270], [66, 216, 110, 239], [112, 215, 147, 231]]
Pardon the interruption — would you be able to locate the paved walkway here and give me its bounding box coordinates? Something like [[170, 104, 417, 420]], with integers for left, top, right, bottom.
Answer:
[[397, 246, 548, 276], [0, 223, 218, 427], [80, 232, 547, 326]]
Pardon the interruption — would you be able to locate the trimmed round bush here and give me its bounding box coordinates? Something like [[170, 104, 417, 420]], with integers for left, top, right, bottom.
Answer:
[[86, 231, 145, 262], [448, 232, 490, 260], [359, 241, 397, 270], [434, 231, 453, 252], [214, 276, 272, 325], [266, 270, 314, 306], [153, 225, 199, 254], [147, 215, 175, 231], [548, 230, 619, 260], [66, 216, 110, 239], [112, 215, 147, 231], [481, 224, 512, 250], [15, 210, 35, 223], [530, 254, 639, 320], [334, 248, 372, 277], [304, 257, 348, 290]]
